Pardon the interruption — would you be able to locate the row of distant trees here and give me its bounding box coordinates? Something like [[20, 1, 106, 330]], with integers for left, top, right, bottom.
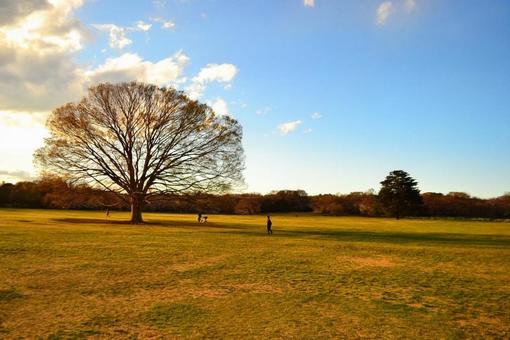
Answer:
[[2, 176, 509, 219]]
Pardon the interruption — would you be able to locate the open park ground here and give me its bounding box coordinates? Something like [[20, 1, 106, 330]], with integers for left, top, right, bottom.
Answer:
[[1, 209, 509, 338]]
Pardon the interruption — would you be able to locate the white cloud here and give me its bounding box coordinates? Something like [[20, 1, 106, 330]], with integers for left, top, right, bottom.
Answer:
[[193, 63, 238, 84], [208, 97, 230, 116], [311, 112, 322, 119], [278, 120, 302, 135], [86, 51, 190, 87], [187, 63, 238, 99], [162, 21, 175, 29], [304, 0, 315, 8], [135, 20, 152, 31], [92, 24, 132, 49], [93, 20, 154, 49], [376, 0, 415, 25], [150, 17, 175, 30], [404, 0, 416, 12], [376, 1, 393, 25]]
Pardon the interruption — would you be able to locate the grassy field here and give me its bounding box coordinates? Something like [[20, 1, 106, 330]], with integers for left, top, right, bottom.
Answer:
[[1, 209, 509, 339]]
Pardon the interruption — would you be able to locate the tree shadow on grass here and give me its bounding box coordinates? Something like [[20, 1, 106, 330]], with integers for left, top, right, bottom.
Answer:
[[51, 218, 510, 247], [250, 229, 510, 247], [53, 218, 134, 225], [52, 218, 249, 229]]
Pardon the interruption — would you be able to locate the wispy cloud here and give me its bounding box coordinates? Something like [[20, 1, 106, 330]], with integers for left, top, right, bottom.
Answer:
[[278, 120, 302, 135], [93, 20, 153, 49], [376, 1, 393, 25], [304, 0, 315, 8], [151, 17, 176, 30], [256, 107, 272, 116], [93, 24, 132, 48], [153, 0, 167, 9], [311, 112, 322, 120], [404, 0, 416, 12], [376, 0, 416, 25]]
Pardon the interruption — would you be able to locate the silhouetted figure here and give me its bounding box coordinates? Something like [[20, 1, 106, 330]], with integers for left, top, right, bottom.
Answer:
[[197, 213, 202, 223], [203, 216, 208, 223], [106, 208, 110, 217], [267, 215, 272, 235]]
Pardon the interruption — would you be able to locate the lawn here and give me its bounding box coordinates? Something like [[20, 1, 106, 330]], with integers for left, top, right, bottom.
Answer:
[[0, 209, 509, 339]]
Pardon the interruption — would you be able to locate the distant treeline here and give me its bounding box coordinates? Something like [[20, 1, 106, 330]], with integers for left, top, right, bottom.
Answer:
[[1, 177, 510, 219]]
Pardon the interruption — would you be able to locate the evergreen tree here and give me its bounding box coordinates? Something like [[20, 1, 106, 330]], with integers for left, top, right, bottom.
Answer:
[[378, 170, 422, 219]]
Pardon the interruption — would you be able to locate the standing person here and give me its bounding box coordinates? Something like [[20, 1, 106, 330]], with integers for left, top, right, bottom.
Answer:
[[106, 208, 110, 217], [266, 215, 273, 235], [197, 213, 202, 223]]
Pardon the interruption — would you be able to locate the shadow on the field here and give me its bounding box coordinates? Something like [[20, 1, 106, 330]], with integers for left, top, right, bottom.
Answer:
[[269, 229, 510, 247], [52, 218, 249, 229], [52, 218, 510, 247], [193, 227, 510, 247], [53, 218, 132, 225]]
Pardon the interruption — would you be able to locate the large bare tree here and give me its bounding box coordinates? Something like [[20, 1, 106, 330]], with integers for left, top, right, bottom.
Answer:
[[35, 82, 244, 223]]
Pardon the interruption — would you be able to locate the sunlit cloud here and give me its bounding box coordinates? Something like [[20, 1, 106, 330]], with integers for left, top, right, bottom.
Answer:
[[0, 110, 49, 178], [208, 98, 230, 116], [187, 63, 238, 99], [0, 0, 86, 55], [86, 51, 190, 87], [0, 0, 50, 26], [376, 1, 393, 25], [278, 120, 302, 135], [0, 169, 35, 182], [0, 0, 87, 111], [92, 24, 132, 48]]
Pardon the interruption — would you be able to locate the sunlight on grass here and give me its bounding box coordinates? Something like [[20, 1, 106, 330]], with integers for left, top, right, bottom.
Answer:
[[0, 209, 509, 338]]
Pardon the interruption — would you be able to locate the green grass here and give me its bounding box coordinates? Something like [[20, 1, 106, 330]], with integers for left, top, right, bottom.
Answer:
[[0, 209, 509, 338]]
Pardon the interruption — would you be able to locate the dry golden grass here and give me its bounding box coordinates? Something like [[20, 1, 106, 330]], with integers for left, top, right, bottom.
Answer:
[[0, 209, 509, 338]]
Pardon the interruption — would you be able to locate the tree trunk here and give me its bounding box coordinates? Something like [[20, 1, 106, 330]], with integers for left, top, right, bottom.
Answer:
[[130, 193, 145, 224]]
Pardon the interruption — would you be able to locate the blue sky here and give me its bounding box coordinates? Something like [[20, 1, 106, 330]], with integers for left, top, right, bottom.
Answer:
[[0, 0, 509, 197]]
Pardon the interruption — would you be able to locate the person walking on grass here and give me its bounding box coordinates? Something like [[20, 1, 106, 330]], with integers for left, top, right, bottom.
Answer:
[[267, 215, 273, 235]]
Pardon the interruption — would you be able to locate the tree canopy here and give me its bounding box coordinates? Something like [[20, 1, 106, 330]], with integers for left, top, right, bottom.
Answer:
[[35, 82, 245, 223], [378, 170, 422, 219]]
